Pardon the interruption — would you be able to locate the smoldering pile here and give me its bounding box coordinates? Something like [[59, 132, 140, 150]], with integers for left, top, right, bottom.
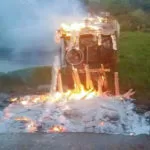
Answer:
[[0, 94, 149, 135]]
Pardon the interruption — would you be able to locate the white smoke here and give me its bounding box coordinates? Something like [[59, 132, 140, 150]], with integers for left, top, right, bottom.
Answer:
[[0, 0, 86, 51]]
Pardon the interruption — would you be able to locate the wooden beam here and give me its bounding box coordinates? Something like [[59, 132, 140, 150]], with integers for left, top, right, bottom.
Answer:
[[57, 70, 63, 93], [114, 72, 120, 95], [98, 77, 102, 95], [78, 68, 110, 74], [85, 65, 94, 90], [72, 66, 82, 92]]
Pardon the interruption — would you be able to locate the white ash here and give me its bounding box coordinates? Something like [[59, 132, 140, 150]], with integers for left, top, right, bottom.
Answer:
[[0, 95, 149, 135]]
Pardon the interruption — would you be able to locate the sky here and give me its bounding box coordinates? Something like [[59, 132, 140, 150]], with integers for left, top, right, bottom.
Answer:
[[0, 0, 86, 72]]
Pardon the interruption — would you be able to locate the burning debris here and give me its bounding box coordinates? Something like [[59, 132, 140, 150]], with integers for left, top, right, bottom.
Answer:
[[0, 14, 149, 136], [0, 91, 149, 135], [49, 125, 66, 133], [54, 14, 121, 96]]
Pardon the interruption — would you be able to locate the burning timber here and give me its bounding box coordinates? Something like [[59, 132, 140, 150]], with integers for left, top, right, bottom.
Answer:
[[54, 13, 121, 95], [1, 14, 146, 135]]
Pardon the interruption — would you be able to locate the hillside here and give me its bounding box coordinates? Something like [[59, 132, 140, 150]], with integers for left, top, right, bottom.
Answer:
[[83, 0, 150, 31]]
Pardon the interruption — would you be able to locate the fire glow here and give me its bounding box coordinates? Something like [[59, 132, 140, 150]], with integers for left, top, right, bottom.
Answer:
[[49, 125, 66, 133], [10, 85, 98, 104], [1, 86, 148, 135], [60, 16, 103, 32]]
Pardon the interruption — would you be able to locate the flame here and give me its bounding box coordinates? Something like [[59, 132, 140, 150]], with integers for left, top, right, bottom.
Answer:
[[21, 101, 28, 106], [10, 83, 98, 105], [49, 125, 66, 133], [60, 16, 103, 33], [61, 22, 85, 32], [10, 98, 18, 102], [67, 85, 97, 101], [15, 117, 37, 133]]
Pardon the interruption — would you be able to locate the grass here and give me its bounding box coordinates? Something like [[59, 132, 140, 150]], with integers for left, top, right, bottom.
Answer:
[[0, 67, 52, 92], [119, 32, 150, 103]]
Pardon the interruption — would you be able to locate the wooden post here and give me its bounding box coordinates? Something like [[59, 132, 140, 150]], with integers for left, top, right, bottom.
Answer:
[[101, 64, 108, 90], [50, 56, 61, 94], [57, 70, 63, 93], [72, 66, 82, 91], [85, 65, 94, 90], [114, 72, 120, 95], [50, 67, 59, 93], [98, 77, 102, 96], [72, 70, 78, 91]]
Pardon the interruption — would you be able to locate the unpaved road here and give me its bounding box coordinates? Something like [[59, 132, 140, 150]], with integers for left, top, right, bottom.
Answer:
[[0, 133, 150, 150]]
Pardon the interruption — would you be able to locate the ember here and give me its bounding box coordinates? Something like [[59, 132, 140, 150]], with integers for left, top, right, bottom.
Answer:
[[49, 125, 66, 133], [15, 117, 31, 123]]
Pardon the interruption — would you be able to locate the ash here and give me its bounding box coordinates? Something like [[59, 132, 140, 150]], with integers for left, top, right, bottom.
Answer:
[[0, 95, 149, 135]]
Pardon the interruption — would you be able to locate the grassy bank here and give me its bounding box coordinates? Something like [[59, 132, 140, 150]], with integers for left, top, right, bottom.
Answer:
[[0, 32, 150, 104], [119, 32, 150, 103]]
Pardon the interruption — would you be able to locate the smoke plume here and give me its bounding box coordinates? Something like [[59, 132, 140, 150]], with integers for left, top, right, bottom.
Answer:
[[0, 0, 86, 71], [0, 0, 86, 51]]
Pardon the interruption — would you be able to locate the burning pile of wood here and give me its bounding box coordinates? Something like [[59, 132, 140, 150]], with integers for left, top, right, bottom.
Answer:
[[0, 93, 149, 135]]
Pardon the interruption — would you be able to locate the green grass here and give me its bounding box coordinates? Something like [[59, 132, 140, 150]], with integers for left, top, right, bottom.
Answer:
[[0, 66, 52, 92], [119, 32, 150, 103]]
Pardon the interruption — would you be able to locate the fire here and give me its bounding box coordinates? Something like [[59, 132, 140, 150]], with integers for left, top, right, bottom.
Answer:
[[60, 16, 103, 34], [21, 100, 28, 106], [66, 86, 97, 101], [9, 83, 98, 106], [10, 98, 18, 102], [61, 22, 85, 32], [15, 117, 37, 133], [49, 125, 66, 133]]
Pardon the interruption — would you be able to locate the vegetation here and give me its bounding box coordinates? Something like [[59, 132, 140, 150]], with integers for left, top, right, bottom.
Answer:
[[119, 32, 150, 103], [82, 0, 150, 31], [0, 67, 52, 92]]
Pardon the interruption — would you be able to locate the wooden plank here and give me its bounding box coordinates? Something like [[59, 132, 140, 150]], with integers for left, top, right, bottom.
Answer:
[[98, 77, 102, 95], [72, 66, 82, 92], [57, 70, 63, 93], [114, 72, 120, 95], [78, 68, 110, 73]]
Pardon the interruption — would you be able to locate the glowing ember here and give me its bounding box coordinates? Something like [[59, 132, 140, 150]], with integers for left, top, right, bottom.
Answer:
[[15, 117, 31, 122], [0, 91, 149, 135], [21, 101, 28, 106], [10, 98, 18, 102], [61, 23, 85, 32], [49, 125, 66, 133]]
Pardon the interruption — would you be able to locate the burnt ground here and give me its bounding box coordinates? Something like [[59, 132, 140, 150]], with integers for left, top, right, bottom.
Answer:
[[0, 133, 150, 150]]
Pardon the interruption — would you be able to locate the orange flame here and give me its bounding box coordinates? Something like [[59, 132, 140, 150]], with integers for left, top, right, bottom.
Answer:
[[49, 125, 66, 133], [61, 23, 85, 32]]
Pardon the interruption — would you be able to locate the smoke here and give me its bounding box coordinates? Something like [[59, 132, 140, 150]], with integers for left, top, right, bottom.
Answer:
[[0, 0, 86, 51]]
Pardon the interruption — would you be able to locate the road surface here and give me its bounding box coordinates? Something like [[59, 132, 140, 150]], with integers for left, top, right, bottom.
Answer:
[[0, 133, 150, 150]]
